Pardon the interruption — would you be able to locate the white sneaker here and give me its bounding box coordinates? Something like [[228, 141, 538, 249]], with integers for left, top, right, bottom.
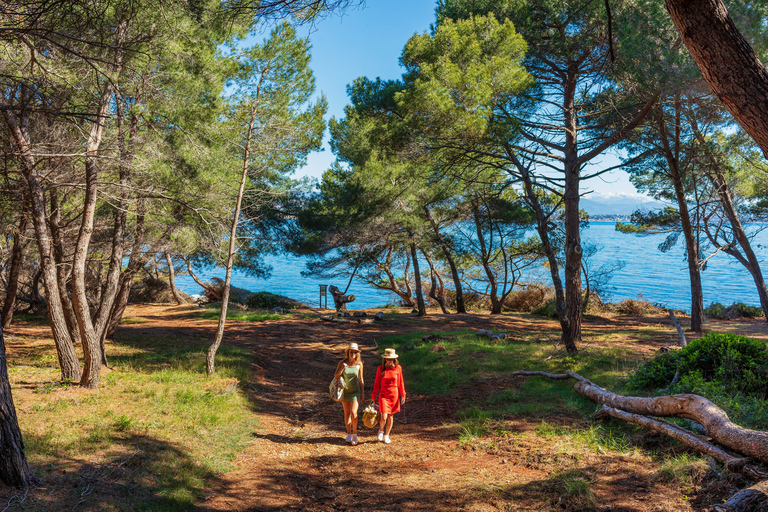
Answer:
[[351, 434, 358, 445], [384, 435, 391, 444], [377, 430, 384, 442], [345, 434, 352, 443]]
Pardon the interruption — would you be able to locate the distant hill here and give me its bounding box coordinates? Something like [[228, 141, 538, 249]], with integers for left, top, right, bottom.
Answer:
[[580, 193, 665, 217]]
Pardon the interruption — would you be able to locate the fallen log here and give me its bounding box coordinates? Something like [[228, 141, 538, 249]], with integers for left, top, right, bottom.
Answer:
[[512, 370, 768, 465], [714, 480, 768, 512]]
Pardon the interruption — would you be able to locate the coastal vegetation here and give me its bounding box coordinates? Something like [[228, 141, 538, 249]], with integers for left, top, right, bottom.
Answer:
[[3, 0, 768, 508]]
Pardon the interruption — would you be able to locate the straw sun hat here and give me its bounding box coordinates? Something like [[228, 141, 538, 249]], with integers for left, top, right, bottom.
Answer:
[[382, 348, 398, 359], [347, 343, 359, 352]]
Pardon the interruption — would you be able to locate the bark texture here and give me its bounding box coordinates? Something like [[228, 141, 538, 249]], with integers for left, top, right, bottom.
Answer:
[[410, 244, 426, 316], [1, 215, 28, 330], [665, 0, 768, 158], [512, 370, 768, 464], [0, 321, 39, 488]]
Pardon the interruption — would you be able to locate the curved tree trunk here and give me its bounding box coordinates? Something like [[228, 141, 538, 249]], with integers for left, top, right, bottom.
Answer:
[[2, 90, 81, 382], [73, 77, 116, 389], [166, 253, 185, 305], [424, 205, 465, 313], [422, 249, 449, 314], [410, 243, 426, 316], [1, 215, 28, 330], [513, 370, 768, 464], [207, 110, 254, 376], [658, 104, 704, 331], [49, 188, 81, 345], [0, 321, 38, 488], [665, 0, 768, 159]]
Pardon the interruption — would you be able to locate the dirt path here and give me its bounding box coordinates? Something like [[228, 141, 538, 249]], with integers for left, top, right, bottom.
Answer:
[[108, 305, 698, 512]]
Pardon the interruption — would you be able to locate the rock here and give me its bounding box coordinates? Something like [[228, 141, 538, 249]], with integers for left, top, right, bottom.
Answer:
[[374, 312, 384, 321], [269, 307, 290, 314]]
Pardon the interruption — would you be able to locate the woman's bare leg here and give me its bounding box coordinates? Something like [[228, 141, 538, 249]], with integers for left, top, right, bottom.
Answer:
[[342, 401, 353, 433]]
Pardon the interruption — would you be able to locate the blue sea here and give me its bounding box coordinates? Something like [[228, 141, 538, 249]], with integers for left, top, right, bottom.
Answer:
[[173, 222, 768, 312]]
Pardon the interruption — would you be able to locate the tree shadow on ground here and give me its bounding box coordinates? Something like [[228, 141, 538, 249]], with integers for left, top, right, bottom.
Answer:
[[0, 432, 226, 512]]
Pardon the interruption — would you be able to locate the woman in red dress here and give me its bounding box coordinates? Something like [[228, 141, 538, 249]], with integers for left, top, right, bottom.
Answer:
[[371, 348, 406, 444]]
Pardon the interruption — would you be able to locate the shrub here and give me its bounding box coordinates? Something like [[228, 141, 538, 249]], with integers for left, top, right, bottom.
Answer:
[[504, 285, 551, 312], [705, 302, 764, 319], [628, 350, 681, 390], [679, 332, 768, 394], [610, 298, 665, 316], [244, 291, 298, 310], [629, 332, 768, 397], [703, 302, 727, 319], [534, 298, 559, 318]]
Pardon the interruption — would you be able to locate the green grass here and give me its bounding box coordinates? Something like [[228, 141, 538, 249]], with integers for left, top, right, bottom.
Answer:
[[193, 304, 288, 322], [11, 334, 258, 510], [377, 329, 636, 417]]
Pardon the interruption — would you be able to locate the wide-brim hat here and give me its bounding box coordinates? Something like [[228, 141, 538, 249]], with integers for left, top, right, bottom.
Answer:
[[347, 343, 360, 352], [382, 348, 398, 359]]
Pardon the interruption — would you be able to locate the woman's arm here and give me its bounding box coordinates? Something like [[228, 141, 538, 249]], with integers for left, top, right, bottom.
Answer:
[[398, 366, 406, 404], [359, 365, 365, 396], [333, 360, 345, 379], [371, 366, 382, 402]]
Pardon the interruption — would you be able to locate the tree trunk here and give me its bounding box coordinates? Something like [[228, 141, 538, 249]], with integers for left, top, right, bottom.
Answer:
[[519, 168, 569, 338], [207, 111, 253, 376], [410, 243, 427, 316], [73, 77, 116, 389], [514, 370, 768, 464], [473, 206, 501, 315], [49, 188, 81, 345], [665, 0, 768, 159], [0, 320, 39, 488], [658, 104, 704, 331], [710, 170, 768, 319], [182, 256, 219, 298], [422, 249, 449, 314], [329, 285, 355, 311], [688, 118, 768, 319], [562, 72, 582, 354], [2, 90, 81, 382], [93, 87, 135, 366], [166, 253, 185, 305], [1, 215, 28, 330], [424, 205, 465, 313], [717, 480, 768, 512]]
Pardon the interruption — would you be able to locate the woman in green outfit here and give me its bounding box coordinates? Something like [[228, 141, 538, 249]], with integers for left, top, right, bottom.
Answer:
[[333, 343, 364, 445]]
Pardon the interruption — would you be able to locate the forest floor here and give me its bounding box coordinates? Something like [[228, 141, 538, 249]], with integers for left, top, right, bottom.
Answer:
[[4, 303, 768, 511]]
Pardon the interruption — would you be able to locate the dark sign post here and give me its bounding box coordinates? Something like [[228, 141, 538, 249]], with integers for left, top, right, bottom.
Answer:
[[319, 285, 328, 309]]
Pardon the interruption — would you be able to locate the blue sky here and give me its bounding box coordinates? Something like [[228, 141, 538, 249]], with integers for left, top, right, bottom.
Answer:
[[255, 0, 644, 200]]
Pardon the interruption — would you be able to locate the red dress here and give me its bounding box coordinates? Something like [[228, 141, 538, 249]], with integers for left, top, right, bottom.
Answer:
[[371, 364, 406, 414]]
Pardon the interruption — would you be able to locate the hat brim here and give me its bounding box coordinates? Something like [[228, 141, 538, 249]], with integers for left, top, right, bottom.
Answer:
[[382, 355, 398, 359]]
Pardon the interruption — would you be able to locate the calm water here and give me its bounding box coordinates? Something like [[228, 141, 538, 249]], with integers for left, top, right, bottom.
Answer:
[[174, 222, 768, 312]]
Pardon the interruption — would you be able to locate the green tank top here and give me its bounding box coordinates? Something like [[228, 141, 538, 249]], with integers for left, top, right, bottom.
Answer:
[[342, 364, 360, 401]]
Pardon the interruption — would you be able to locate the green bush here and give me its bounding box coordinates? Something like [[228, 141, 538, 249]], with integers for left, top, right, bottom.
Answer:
[[704, 302, 764, 319], [703, 302, 727, 319], [244, 291, 296, 310], [628, 350, 680, 390], [679, 332, 768, 394], [534, 298, 558, 318], [629, 332, 768, 397]]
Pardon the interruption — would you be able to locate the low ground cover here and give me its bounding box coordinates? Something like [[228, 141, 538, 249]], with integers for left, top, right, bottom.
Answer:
[[3, 304, 767, 511], [5, 324, 257, 511]]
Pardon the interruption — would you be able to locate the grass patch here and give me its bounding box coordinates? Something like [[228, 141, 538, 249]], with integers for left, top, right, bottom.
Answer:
[[657, 453, 709, 488], [193, 304, 288, 322], [10, 333, 258, 510], [377, 327, 636, 417]]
